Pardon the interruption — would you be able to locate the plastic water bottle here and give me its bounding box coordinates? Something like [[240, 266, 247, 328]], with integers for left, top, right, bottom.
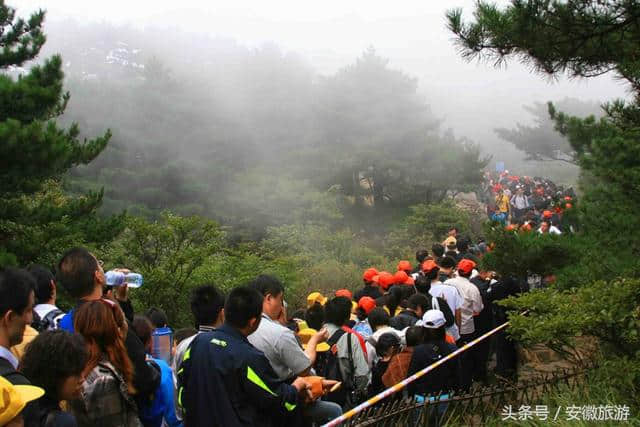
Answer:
[[105, 271, 144, 288]]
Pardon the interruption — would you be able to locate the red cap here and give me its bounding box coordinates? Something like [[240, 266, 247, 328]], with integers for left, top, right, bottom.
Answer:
[[543, 210, 553, 218], [397, 260, 412, 272], [505, 224, 517, 231], [564, 196, 572, 201], [565, 203, 572, 209], [421, 260, 439, 273], [335, 289, 353, 300], [362, 267, 378, 282], [357, 296, 377, 315], [393, 270, 415, 285], [457, 259, 477, 275], [377, 272, 395, 290]]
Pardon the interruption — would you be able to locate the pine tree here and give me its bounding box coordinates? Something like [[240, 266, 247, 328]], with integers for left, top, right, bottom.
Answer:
[[0, 1, 122, 267]]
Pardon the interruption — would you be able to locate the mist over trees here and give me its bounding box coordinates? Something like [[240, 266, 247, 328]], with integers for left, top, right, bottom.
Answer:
[[35, 21, 489, 240]]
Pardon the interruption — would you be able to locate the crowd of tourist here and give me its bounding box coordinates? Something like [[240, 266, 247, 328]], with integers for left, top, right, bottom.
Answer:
[[1, 170, 567, 426]]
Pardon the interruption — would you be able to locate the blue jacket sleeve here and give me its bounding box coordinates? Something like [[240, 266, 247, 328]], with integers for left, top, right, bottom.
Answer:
[[242, 352, 299, 414], [157, 360, 183, 427]]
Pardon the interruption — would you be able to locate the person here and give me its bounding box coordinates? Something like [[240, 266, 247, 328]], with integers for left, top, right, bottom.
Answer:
[[70, 299, 141, 427], [431, 243, 445, 259], [131, 316, 183, 427], [397, 260, 412, 276], [409, 310, 461, 427], [0, 268, 38, 425], [179, 286, 310, 427], [470, 271, 495, 384], [145, 307, 168, 329], [411, 250, 429, 275], [247, 275, 339, 425], [352, 297, 376, 337], [354, 268, 383, 302], [444, 259, 484, 391], [390, 293, 453, 331], [436, 256, 456, 283], [0, 376, 44, 427], [173, 285, 225, 374], [442, 227, 458, 248], [321, 297, 370, 408], [28, 264, 65, 331], [422, 260, 462, 342], [368, 308, 403, 346], [494, 188, 510, 224], [306, 292, 328, 308], [21, 330, 88, 427], [382, 326, 423, 388], [369, 333, 401, 396], [304, 302, 325, 331], [538, 221, 562, 235], [55, 248, 160, 399], [510, 186, 530, 220]]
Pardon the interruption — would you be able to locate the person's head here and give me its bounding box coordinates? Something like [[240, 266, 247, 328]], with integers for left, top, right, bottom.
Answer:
[[362, 268, 378, 286], [415, 249, 429, 264], [145, 307, 168, 329], [305, 303, 325, 330], [249, 275, 285, 320], [540, 221, 550, 233], [56, 247, 104, 300], [457, 259, 476, 278], [431, 243, 445, 258], [356, 296, 376, 321], [0, 268, 35, 348], [456, 238, 469, 254], [414, 275, 430, 294], [26, 264, 56, 305], [385, 286, 403, 315], [224, 286, 264, 335], [375, 332, 401, 359], [21, 330, 88, 402], [190, 284, 225, 329], [405, 326, 424, 347], [74, 299, 134, 392], [367, 307, 390, 331], [419, 310, 447, 342], [0, 376, 44, 427], [437, 256, 456, 275], [397, 260, 412, 274], [131, 315, 154, 352], [324, 297, 352, 327], [407, 293, 430, 318], [448, 227, 458, 237]]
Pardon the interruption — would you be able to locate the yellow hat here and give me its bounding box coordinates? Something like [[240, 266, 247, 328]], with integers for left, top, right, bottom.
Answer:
[[351, 301, 357, 313], [297, 328, 330, 352], [306, 292, 328, 308], [0, 376, 44, 425]]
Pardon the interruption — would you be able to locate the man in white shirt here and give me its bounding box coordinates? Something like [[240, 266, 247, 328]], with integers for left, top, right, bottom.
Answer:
[[538, 221, 562, 235], [444, 259, 484, 391], [422, 260, 463, 341]]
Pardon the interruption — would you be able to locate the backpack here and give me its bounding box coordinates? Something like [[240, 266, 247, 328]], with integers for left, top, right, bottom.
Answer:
[[32, 308, 64, 332], [317, 329, 364, 408]]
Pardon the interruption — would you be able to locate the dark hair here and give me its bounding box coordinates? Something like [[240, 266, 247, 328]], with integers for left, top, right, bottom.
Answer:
[[415, 249, 429, 264], [423, 325, 446, 342], [375, 332, 400, 358], [385, 286, 403, 316], [224, 286, 263, 329], [324, 297, 351, 327], [355, 307, 367, 322], [458, 268, 473, 279], [21, 330, 88, 402], [305, 303, 325, 330], [431, 243, 445, 258], [368, 307, 390, 330], [132, 315, 154, 347], [456, 239, 469, 253], [408, 293, 430, 312], [175, 327, 197, 345], [414, 275, 431, 294], [405, 326, 424, 347], [248, 274, 284, 298], [145, 307, 168, 328], [190, 285, 225, 328], [0, 268, 35, 317], [27, 264, 55, 305], [444, 250, 458, 259], [438, 256, 456, 270], [56, 247, 98, 299]]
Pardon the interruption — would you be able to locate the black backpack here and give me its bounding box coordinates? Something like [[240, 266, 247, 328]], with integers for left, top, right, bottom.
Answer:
[[32, 308, 64, 332], [317, 328, 361, 408]]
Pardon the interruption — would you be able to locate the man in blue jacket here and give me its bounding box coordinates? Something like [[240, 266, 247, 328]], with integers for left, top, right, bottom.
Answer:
[[180, 286, 309, 427]]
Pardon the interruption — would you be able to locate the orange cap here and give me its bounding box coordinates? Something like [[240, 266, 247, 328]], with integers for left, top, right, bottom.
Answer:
[[362, 267, 378, 282], [421, 260, 439, 273], [377, 272, 395, 290], [357, 296, 377, 315], [565, 203, 572, 209], [457, 259, 477, 275], [543, 210, 553, 218], [335, 289, 353, 300], [393, 270, 414, 285], [397, 260, 412, 272]]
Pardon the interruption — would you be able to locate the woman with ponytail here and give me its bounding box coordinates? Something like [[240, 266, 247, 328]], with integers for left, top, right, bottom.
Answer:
[[70, 299, 142, 427]]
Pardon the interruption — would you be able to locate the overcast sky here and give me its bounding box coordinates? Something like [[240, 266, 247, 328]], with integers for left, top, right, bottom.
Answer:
[[20, 0, 630, 144]]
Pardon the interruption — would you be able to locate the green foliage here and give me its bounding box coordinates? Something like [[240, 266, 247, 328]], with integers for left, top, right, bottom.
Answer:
[[105, 212, 225, 327], [0, 2, 119, 268]]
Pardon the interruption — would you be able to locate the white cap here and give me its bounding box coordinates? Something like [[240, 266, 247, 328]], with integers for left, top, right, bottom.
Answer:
[[416, 309, 446, 329]]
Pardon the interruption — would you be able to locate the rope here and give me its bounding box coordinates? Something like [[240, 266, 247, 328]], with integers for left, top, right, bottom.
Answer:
[[322, 319, 513, 427]]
